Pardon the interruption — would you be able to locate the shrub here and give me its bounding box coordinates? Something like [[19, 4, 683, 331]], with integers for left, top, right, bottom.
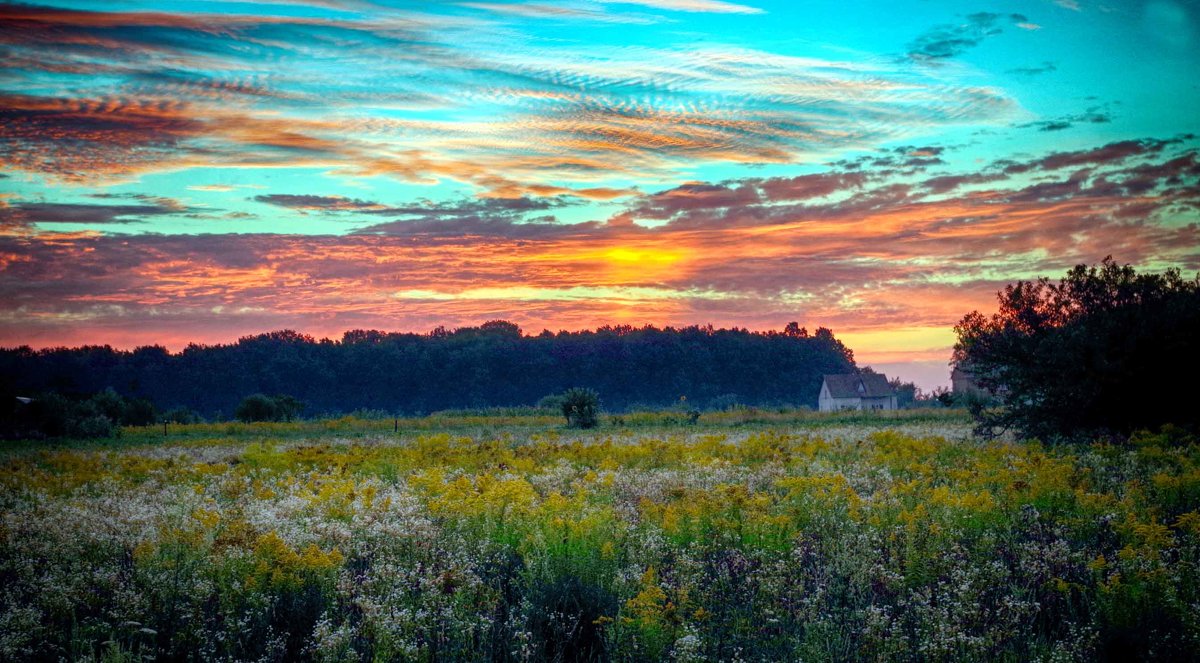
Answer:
[[76, 388, 158, 428], [236, 394, 277, 422], [708, 393, 739, 411], [6, 391, 134, 439], [71, 414, 114, 439], [90, 388, 126, 423], [536, 393, 566, 412], [273, 394, 304, 422], [122, 397, 158, 426], [526, 575, 617, 662], [560, 388, 600, 429], [235, 394, 305, 422], [163, 407, 202, 424]]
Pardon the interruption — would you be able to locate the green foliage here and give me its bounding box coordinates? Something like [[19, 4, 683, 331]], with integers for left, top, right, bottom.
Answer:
[[1, 322, 858, 416], [954, 257, 1200, 441], [707, 393, 739, 411], [273, 394, 304, 422], [536, 393, 565, 412], [90, 388, 126, 423], [72, 414, 114, 439], [525, 575, 617, 662], [83, 388, 157, 426], [5, 422, 1199, 660], [1, 388, 159, 439], [122, 398, 158, 426], [235, 394, 276, 422], [889, 377, 917, 408], [560, 387, 600, 428], [235, 393, 305, 423], [162, 407, 202, 424]]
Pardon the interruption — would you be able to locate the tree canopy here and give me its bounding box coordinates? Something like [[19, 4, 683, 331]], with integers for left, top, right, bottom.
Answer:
[[1, 322, 856, 419], [953, 258, 1200, 441]]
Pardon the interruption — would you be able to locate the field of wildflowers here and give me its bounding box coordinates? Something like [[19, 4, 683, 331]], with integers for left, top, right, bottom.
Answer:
[[1, 415, 1198, 661]]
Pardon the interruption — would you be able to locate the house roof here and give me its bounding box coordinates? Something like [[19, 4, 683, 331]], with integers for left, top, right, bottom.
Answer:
[[951, 363, 978, 380], [951, 366, 968, 380], [823, 373, 894, 399]]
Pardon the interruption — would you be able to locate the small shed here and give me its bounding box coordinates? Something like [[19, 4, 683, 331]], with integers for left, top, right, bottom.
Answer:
[[819, 373, 897, 412], [951, 364, 1000, 399], [951, 365, 982, 396]]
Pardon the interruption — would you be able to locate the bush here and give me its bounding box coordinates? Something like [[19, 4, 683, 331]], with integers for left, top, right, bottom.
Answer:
[[235, 394, 305, 423], [708, 393, 739, 411], [86, 387, 157, 425], [90, 388, 126, 422], [273, 394, 304, 422], [3, 389, 151, 439], [525, 575, 617, 661], [230, 393, 302, 425], [71, 414, 114, 439], [88, 388, 161, 426], [163, 407, 202, 424], [536, 393, 565, 412], [560, 388, 600, 429], [235, 394, 278, 422], [122, 397, 158, 426]]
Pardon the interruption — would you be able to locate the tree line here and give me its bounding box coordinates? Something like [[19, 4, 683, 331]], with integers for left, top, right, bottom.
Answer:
[[0, 322, 858, 432]]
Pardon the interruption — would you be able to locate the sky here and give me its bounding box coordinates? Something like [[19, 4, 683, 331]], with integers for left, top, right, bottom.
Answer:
[[1, 0, 1199, 391]]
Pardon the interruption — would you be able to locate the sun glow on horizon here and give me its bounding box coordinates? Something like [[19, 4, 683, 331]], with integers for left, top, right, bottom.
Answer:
[[1, 0, 1198, 390]]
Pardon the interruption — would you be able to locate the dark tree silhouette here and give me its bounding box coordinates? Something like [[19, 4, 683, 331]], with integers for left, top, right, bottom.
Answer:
[[1, 322, 857, 422], [953, 258, 1200, 441]]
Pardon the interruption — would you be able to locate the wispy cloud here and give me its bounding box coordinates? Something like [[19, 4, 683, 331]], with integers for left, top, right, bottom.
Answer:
[[1016, 106, 1112, 132], [0, 4, 1014, 193], [1007, 61, 1057, 76], [2, 0, 1196, 378], [0, 197, 187, 228], [602, 0, 764, 14], [3, 138, 1196, 360], [907, 12, 1034, 60], [252, 192, 592, 236], [459, 2, 657, 24]]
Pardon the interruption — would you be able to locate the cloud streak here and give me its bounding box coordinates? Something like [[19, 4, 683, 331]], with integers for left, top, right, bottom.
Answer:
[[0, 3, 1015, 193], [2, 138, 1197, 368], [2, 0, 1197, 384], [907, 12, 1032, 60]]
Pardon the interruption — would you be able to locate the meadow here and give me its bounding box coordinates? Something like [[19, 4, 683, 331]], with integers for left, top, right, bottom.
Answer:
[[1, 411, 1197, 661]]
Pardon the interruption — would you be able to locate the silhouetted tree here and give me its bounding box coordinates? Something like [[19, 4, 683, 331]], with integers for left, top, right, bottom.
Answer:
[[953, 257, 1200, 441], [2, 323, 858, 419]]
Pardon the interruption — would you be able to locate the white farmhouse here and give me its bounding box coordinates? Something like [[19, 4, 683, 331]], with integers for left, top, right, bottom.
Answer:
[[819, 373, 898, 412]]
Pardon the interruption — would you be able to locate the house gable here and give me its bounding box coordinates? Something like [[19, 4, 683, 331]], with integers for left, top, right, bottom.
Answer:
[[820, 372, 898, 411]]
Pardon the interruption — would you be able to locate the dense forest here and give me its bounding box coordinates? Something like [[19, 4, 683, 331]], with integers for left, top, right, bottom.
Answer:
[[0, 322, 857, 420]]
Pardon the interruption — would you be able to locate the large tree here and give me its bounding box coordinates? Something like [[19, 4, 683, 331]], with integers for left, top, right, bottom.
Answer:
[[953, 258, 1200, 441]]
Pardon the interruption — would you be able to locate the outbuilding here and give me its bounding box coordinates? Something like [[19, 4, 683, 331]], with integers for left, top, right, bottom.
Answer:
[[951, 363, 1002, 399]]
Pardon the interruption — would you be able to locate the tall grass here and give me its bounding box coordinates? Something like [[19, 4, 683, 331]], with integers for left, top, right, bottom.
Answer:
[[1, 422, 1195, 660]]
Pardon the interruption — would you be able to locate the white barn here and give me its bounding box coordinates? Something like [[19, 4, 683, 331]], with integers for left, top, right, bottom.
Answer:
[[819, 373, 898, 412]]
